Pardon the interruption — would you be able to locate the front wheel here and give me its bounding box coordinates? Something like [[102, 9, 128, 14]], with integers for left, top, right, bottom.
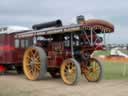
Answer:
[[60, 58, 81, 85], [82, 58, 103, 82]]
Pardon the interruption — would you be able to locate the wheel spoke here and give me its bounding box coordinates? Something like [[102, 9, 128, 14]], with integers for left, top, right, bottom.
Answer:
[[35, 64, 40, 71], [33, 50, 38, 57], [27, 68, 33, 74], [67, 63, 71, 69], [34, 59, 40, 65], [25, 63, 31, 66], [35, 56, 40, 60], [26, 55, 31, 60]]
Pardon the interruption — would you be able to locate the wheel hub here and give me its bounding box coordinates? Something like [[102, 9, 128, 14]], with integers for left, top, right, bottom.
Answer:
[[30, 58, 36, 68]]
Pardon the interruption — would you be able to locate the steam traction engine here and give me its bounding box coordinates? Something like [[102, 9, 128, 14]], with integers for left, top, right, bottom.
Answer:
[[15, 16, 114, 85]]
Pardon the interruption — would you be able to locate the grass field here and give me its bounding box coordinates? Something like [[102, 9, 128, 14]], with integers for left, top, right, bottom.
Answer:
[[95, 50, 128, 80], [94, 49, 128, 57], [103, 61, 128, 80]]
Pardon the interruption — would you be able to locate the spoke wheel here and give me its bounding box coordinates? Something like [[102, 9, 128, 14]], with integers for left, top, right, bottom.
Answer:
[[61, 58, 81, 85], [83, 58, 102, 82], [23, 46, 47, 80]]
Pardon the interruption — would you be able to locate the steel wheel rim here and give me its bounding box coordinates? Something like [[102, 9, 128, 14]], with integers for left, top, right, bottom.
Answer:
[[23, 48, 41, 80], [85, 59, 101, 81], [61, 60, 77, 85]]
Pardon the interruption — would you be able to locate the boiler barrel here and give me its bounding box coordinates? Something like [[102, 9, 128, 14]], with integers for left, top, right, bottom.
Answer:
[[32, 19, 62, 30]]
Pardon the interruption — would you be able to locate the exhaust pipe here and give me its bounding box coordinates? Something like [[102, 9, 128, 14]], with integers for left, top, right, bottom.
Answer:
[[32, 19, 62, 30]]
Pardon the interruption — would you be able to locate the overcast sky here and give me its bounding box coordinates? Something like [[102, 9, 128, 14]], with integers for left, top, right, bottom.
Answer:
[[0, 0, 128, 44]]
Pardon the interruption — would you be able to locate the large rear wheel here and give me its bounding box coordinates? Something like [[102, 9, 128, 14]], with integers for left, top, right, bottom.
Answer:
[[82, 58, 102, 82], [23, 46, 47, 80], [60, 58, 81, 85]]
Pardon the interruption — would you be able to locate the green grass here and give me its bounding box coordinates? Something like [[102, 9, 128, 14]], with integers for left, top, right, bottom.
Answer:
[[94, 49, 128, 57], [93, 50, 128, 80], [94, 50, 110, 57], [103, 61, 128, 80]]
